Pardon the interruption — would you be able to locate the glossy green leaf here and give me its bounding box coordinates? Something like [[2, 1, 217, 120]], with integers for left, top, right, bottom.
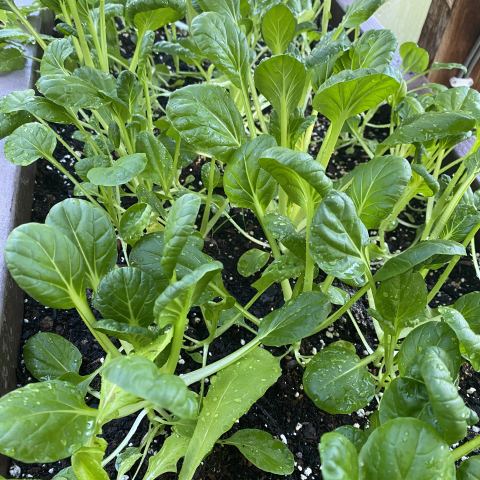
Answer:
[[224, 135, 277, 212], [167, 84, 246, 163], [87, 153, 147, 186], [435, 86, 480, 123], [4, 122, 56, 166], [334, 425, 367, 453], [304, 341, 375, 414], [40, 38, 74, 76], [254, 54, 306, 120], [0, 46, 24, 72], [399, 42, 429, 73], [373, 240, 466, 282], [312, 66, 402, 123], [0, 98, 33, 140], [191, 12, 248, 88], [130, 232, 209, 292], [126, 0, 186, 32], [441, 204, 480, 243], [258, 291, 331, 346], [1, 90, 34, 114], [309, 190, 369, 280], [420, 347, 476, 444], [45, 199, 117, 289], [179, 348, 281, 480], [237, 248, 270, 277], [0, 381, 97, 463], [349, 155, 411, 229], [5, 223, 85, 309], [440, 306, 480, 371], [358, 418, 455, 479], [103, 355, 197, 419], [454, 292, 480, 334], [319, 432, 358, 480], [23, 96, 72, 124], [74, 156, 111, 182], [37, 74, 110, 110], [341, 0, 388, 28], [93, 319, 156, 348], [261, 3, 297, 55], [153, 40, 198, 60], [117, 70, 142, 117], [457, 457, 480, 480], [351, 29, 398, 69], [398, 321, 461, 378], [381, 111, 475, 147], [24, 332, 82, 381], [259, 147, 332, 212], [305, 29, 350, 72], [72, 437, 109, 480], [374, 270, 427, 335], [95, 267, 157, 327], [119, 203, 152, 246], [144, 433, 190, 480], [411, 164, 440, 197], [222, 429, 294, 474], [263, 212, 306, 260], [53, 467, 78, 479], [201, 161, 221, 189], [162, 193, 201, 279]]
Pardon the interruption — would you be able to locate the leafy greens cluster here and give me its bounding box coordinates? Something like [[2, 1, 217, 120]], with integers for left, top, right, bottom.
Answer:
[[3, 0, 480, 478]]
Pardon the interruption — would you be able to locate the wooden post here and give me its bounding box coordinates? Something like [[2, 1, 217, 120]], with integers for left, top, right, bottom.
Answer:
[[418, 0, 480, 89]]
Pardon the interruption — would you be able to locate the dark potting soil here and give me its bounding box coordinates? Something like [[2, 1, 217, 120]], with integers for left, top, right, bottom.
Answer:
[[6, 32, 480, 480]]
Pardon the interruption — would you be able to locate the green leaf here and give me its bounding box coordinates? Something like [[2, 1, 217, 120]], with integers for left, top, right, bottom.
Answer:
[[420, 347, 476, 444], [398, 321, 461, 378], [399, 42, 429, 73], [201, 161, 221, 189], [0, 98, 33, 140], [95, 267, 157, 327], [45, 199, 117, 289], [4, 122, 56, 166], [435, 86, 480, 123], [319, 432, 358, 480], [261, 3, 297, 55], [309, 190, 369, 280], [263, 212, 306, 260], [120, 203, 152, 246], [379, 377, 440, 432], [117, 70, 142, 117], [358, 418, 455, 479], [153, 40, 199, 60], [0, 381, 97, 463], [94, 320, 156, 349], [197, 0, 239, 20], [305, 29, 350, 72], [130, 232, 210, 293], [37, 74, 110, 110], [24, 332, 82, 381], [304, 341, 375, 414], [1, 90, 35, 114], [457, 457, 480, 480], [23, 96, 73, 124], [237, 248, 270, 277], [179, 348, 281, 480], [440, 204, 480, 243], [373, 240, 466, 282], [87, 153, 147, 186], [351, 29, 398, 69], [258, 291, 331, 346], [222, 429, 294, 474], [341, 0, 388, 28], [167, 84, 246, 163], [72, 437, 109, 480], [74, 156, 111, 182], [454, 292, 480, 334], [251, 252, 304, 292], [0, 46, 24, 72], [126, 0, 187, 32], [259, 147, 332, 212], [381, 111, 475, 147], [191, 12, 248, 89], [349, 155, 411, 229], [5, 223, 85, 309], [162, 193, 201, 279], [313, 66, 402, 123], [103, 355, 197, 419], [40, 38, 74, 76], [53, 467, 78, 479], [144, 433, 190, 480], [334, 425, 367, 453], [375, 270, 427, 335], [411, 164, 440, 197], [224, 134, 277, 212], [254, 54, 306, 120], [136, 133, 173, 192], [137, 30, 155, 72], [440, 306, 480, 371]]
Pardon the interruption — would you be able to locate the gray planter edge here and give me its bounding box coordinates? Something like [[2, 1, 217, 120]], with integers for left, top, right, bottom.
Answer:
[[0, 3, 53, 476]]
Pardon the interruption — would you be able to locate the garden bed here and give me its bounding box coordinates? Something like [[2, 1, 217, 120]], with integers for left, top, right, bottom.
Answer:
[[2, 0, 480, 479]]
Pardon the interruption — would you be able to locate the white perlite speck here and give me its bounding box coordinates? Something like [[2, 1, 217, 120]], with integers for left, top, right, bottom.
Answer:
[[9, 465, 21, 478], [280, 434, 288, 444]]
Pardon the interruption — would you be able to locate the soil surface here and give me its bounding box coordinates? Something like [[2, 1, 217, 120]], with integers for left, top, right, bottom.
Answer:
[[5, 22, 480, 480]]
